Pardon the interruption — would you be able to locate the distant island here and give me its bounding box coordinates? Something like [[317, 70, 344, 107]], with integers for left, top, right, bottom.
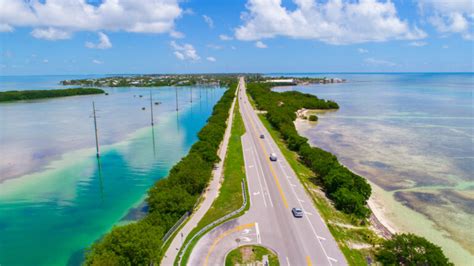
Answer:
[[0, 88, 104, 102], [61, 74, 345, 88], [61, 74, 238, 87]]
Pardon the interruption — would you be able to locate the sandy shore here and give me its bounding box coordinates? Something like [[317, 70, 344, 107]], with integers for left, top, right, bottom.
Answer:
[[295, 110, 397, 239]]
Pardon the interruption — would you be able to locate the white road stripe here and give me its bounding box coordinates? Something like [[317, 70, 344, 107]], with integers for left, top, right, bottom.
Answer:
[[249, 139, 267, 207], [255, 222, 261, 244], [251, 145, 274, 208]]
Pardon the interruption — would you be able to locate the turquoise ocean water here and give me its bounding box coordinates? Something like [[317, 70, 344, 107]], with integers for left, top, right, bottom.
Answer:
[[0, 75, 224, 265]]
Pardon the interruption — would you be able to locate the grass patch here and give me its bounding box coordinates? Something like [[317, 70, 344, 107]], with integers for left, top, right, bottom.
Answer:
[[225, 245, 279, 266], [178, 99, 248, 265], [256, 110, 380, 266]]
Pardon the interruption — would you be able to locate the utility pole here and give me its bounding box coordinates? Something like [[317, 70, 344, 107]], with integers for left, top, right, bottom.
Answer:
[[92, 101, 100, 158], [175, 87, 179, 111], [190, 87, 193, 103], [149, 90, 154, 126]]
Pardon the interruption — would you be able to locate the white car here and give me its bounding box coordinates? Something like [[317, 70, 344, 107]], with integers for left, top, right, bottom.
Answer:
[[269, 153, 277, 161]]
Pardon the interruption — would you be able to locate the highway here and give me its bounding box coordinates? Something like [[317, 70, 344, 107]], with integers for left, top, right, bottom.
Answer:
[[187, 77, 347, 266]]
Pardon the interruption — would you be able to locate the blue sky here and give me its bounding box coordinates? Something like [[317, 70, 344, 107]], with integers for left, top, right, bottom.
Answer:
[[0, 0, 473, 75]]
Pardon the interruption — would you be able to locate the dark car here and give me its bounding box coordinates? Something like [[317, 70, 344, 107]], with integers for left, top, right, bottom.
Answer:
[[260, 134, 265, 139], [292, 207, 303, 218]]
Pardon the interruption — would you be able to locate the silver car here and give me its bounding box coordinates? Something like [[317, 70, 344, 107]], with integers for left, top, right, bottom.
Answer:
[[292, 208, 303, 218]]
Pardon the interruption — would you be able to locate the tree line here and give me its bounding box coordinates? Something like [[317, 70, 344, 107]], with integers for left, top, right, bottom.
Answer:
[[85, 83, 237, 265], [0, 88, 104, 102]]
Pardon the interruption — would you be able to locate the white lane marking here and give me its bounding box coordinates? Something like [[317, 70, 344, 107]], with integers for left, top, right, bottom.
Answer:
[[253, 191, 260, 196], [255, 222, 261, 244], [248, 165, 254, 168], [242, 229, 251, 235], [240, 236, 252, 242], [298, 199, 305, 203], [248, 143, 267, 208], [251, 144, 274, 208], [241, 139, 254, 208], [304, 211, 313, 216], [318, 236, 326, 241], [286, 257, 291, 266], [328, 257, 338, 262]]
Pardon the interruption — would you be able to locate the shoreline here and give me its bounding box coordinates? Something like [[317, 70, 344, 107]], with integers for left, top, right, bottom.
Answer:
[[295, 110, 474, 265], [295, 110, 396, 239]]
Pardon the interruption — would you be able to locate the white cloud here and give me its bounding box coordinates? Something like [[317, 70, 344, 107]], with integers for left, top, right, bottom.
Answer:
[[231, 46, 237, 50], [174, 51, 185, 60], [418, 0, 473, 40], [255, 40, 267, 48], [219, 34, 233, 41], [365, 57, 397, 67], [170, 30, 185, 39], [43, 59, 48, 63], [203, 15, 214, 28], [358, 48, 368, 53], [409, 41, 427, 47], [31, 27, 72, 40], [206, 56, 216, 62], [442, 45, 449, 49], [92, 59, 103, 64], [0, 23, 13, 32], [85, 32, 112, 49], [235, 0, 426, 45], [0, 0, 183, 39], [170, 41, 200, 61]]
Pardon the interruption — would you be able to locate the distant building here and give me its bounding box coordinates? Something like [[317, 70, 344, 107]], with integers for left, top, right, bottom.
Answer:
[[265, 79, 295, 83]]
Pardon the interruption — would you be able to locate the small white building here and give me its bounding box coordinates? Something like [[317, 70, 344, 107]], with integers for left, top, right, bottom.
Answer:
[[265, 79, 295, 83]]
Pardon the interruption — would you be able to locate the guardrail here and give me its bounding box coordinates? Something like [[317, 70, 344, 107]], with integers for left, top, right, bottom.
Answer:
[[177, 180, 248, 265], [162, 211, 191, 244]]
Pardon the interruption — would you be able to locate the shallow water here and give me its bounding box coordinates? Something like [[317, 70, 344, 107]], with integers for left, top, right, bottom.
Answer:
[[277, 73, 473, 265], [0, 76, 224, 265]]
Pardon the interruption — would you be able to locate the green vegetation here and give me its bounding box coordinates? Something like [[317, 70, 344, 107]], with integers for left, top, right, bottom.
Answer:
[[376, 234, 453, 265], [308, 114, 318, 121], [178, 99, 249, 265], [0, 88, 104, 102], [247, 82, 371, 218], [225, 245, 279, 266], [85, 83, 237, 265]]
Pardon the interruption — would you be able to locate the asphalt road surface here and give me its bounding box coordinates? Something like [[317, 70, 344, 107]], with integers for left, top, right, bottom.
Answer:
[[187, 78, 347, 266]]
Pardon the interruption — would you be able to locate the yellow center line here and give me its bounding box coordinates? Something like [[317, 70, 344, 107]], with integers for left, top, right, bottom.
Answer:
[[204, 223, 255, 266], [242, 88, 289, 209], [306, 256, 313, 266]]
